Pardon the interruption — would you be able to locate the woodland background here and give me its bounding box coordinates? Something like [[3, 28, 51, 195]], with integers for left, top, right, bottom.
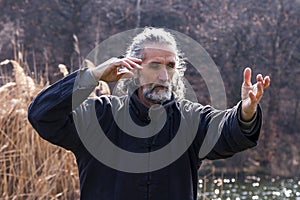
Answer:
[[0, 0, 300, 198]]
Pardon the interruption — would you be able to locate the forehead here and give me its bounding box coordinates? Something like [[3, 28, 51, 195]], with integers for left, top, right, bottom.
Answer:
[[142, 44, 176, 62]]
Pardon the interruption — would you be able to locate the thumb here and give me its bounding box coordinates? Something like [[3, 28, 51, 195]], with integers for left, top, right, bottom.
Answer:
[[243, 67, 252, 86]]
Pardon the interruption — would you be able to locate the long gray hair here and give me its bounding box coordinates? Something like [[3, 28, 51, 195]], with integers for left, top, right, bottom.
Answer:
[[115, 27, 186, 100]]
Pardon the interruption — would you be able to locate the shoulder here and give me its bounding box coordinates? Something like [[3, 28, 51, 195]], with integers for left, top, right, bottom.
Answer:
[[176, 99, 213, 113]]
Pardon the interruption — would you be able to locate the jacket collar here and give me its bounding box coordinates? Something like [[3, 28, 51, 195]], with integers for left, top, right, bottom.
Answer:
[[129, 90, 175, 123]]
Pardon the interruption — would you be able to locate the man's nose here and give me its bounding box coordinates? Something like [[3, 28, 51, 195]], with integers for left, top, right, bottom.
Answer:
[[158, 68, 169, 81]]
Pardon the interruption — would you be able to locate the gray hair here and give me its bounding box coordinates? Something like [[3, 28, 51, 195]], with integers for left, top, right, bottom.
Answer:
[[115, 27, 186, 99]]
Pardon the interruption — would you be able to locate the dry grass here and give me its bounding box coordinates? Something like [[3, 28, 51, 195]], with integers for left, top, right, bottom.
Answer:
[[0, 60, 79, 199]]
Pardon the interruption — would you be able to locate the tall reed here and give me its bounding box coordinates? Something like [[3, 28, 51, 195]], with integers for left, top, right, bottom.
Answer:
[[0, 60, 79, 199]]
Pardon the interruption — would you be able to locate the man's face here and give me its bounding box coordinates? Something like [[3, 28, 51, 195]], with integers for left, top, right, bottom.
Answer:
[[137, 44, 177, 106]]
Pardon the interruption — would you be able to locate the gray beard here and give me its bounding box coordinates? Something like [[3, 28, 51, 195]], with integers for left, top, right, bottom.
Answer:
[[142, 84, 172, 104]]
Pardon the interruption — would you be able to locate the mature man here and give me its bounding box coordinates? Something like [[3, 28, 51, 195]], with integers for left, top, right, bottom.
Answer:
[[28, 27, 270, 200]]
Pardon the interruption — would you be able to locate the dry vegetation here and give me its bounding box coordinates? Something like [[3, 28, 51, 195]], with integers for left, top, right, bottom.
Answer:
[[0, 59, 79, 199]]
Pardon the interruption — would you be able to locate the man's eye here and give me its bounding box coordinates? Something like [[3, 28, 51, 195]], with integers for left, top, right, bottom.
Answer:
[[149, 63, 161, 69], [167, 63, 175, 69]]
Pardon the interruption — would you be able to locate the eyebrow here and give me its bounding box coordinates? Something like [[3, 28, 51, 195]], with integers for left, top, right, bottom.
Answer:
[[148, 60, 176, 64], [149, 61, 162, 64]]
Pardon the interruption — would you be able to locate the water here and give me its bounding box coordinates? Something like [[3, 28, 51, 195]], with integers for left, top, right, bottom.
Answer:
[[197, 175, 300, 200]]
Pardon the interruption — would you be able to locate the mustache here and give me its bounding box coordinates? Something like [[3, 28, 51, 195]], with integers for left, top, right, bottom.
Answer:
[[149, 83, 170, 90]]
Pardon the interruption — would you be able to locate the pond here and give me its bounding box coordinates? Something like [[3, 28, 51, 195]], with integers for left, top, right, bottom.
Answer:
[[197, 175, 300, 200]]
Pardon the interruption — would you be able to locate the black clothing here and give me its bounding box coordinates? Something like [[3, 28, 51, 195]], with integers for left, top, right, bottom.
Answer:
[[28, 69, 262, 200]]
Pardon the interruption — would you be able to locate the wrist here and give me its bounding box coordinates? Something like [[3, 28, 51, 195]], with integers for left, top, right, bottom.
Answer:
[[241, 107, 256, 122], [88, 68, 101, 82]]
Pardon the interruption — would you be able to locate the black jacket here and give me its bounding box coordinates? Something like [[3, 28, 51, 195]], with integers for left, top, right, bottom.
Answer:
[[28, 69, 262, 200]]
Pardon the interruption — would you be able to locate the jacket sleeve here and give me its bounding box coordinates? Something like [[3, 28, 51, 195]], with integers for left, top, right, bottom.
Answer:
[[203, 102, 262, 160], [28, 68, 99, 151]]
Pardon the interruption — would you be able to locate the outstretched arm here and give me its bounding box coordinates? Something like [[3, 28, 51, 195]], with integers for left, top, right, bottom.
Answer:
[[202, 67, 270, 160]]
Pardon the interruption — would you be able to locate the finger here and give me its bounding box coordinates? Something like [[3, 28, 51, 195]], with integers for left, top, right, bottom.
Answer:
[[263, 76, 271, 88], [125, 58, 143, 69], [256, 74, 263, 83], [243, 67, 252, 86], [117, 71, 134, 79], [114, 60, 134, 76], [115, 57, 143, 76], [117, 60, 133, 70], [249, 91, 257, 104], [255, 82, 263, 99], [116, 66, 130, 76], [127, 57, 142, 64]]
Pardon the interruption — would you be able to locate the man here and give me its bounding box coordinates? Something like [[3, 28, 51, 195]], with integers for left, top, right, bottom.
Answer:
[[28, 27, 270, 200]]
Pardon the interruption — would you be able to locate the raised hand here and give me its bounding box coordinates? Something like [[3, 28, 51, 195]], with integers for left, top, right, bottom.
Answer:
[[241, 67, 270, 121], [89, 57, 142, 82]]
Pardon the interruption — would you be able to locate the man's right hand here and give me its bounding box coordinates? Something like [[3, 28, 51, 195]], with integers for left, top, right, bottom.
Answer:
[[89, 57, 143, 82]]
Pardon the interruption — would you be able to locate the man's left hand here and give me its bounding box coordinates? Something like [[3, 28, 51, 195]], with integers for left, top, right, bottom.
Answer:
[[241, 67, 271, 121]]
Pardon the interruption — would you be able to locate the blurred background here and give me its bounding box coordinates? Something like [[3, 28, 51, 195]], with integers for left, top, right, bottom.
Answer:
[[0, 0, 299, 199]]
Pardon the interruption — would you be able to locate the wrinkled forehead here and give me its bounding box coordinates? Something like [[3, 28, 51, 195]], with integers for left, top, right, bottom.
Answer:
[[142, 43, 177, 63]]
